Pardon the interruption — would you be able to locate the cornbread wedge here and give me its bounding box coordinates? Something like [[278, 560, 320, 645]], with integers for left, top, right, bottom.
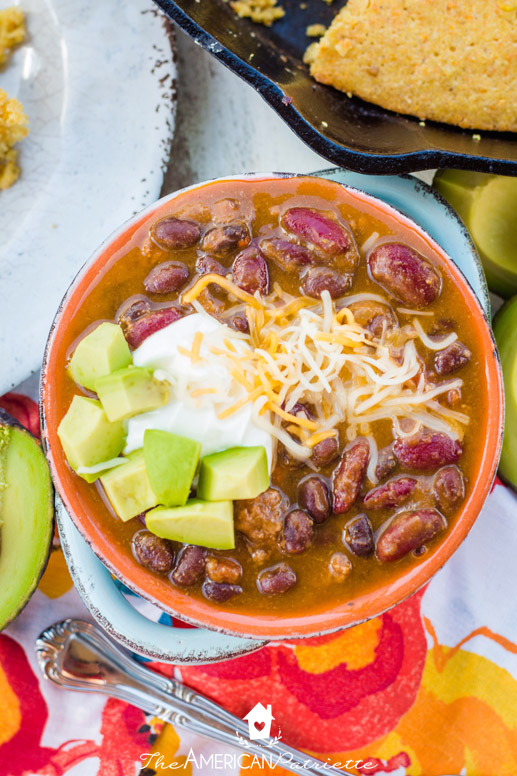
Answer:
[[310, 0, 517, 132]]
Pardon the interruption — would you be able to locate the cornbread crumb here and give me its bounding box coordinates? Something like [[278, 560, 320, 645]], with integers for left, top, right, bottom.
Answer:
[[306, 23, 326, 37], [0, 89, 28, 190], [0, 6, 25, 65], [310, 0, 517, 132], [229, 0, 285, 25], [303, 41, 319, 65]]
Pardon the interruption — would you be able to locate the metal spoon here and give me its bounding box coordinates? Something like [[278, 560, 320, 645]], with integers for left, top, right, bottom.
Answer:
[[35, 619, 342, 776]]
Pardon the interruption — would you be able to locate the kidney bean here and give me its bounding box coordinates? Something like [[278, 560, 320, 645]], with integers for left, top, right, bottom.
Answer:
[[332, 439, 370, 514], [393, 431, 462, 471], [375, 445, 397, 480], [364, 476, 417, 509], [206, 556, 242, 584], [201, 222, 250, 257], [433, 466, 465, 512], [298, 475, 331, 523], [347, 300, 397, 338], [281, 509, 314, 554], [131, 531, 174, 573], [434, 341, 472, 375], [117, 296, 151, 325], [287, 401, 314, 420], [150, 216, 201, 250], [227, 312, 250, 333], [232, 246, 269, 295], [312, 436, 340, 468], [144, 261, 189, 295], [124, 307, 183, 349], [368, 242, 441, 307], [202, 581, 243, 602], [376, 508, 447, 562], [429, 318, 454, 336], [344, 514, 374, 557], [257, 563, 297, 594], [170, 545, 206, 587], [281, 207, 352, 256], [329, 552, 352, 581], [301, 266, 351, 299], [195, 254, 229, 276], [260, 238, 313, 271]]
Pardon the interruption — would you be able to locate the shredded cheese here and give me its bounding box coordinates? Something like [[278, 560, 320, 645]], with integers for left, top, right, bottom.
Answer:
[[182, 273, 264, 309], [413, 317, 458, 350], [163, 284, 469, 462]]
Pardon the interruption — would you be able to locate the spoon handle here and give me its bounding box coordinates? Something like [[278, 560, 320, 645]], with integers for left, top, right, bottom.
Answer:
[[35, 619, 338, 776]]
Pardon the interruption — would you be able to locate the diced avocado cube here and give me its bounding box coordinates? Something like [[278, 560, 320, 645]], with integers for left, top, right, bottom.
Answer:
[[95, 366, 170, 422], [197, 446, 269, 501], [100, 449, 157, 522], [144, 429, 201, 507], [146, 499, 234, 549], [57, 396, 126, 481], [68, 322, 132, 391]]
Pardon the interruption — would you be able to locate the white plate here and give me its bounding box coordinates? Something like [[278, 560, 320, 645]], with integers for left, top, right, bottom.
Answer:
[[0, 0, 176, 393]]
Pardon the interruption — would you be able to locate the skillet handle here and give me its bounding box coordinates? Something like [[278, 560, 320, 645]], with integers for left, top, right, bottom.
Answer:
[[55, 495, 265, 664]]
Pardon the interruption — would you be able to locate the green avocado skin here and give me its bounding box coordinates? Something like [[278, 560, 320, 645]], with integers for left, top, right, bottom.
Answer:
[[433, 170, 517, 298], [0, 409, 54, 631], [494, 298, 517, 490]]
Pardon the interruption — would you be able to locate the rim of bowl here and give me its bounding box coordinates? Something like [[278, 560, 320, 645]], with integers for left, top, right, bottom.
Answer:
[[41, 173, 504, 640]]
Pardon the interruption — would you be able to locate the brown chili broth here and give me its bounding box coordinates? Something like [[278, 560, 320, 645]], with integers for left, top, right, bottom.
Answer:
[[56, 177, 487, 615]]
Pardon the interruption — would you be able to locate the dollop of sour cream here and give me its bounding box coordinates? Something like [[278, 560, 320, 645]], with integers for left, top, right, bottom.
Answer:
[[125, 313, 273, 469]]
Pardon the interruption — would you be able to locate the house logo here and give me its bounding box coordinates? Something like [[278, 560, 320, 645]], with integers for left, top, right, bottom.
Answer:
[[243, 702, 275, 740]]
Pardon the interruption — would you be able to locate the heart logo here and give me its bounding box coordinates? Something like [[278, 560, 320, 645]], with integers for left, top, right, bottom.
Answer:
[[254, 721, 265, 732]]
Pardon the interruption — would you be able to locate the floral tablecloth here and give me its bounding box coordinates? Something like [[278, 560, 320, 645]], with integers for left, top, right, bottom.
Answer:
[[2, 391, 517, 776]]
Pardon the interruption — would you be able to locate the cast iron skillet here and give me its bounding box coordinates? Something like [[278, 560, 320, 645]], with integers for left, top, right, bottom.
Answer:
[[154, 0, 517, 175]]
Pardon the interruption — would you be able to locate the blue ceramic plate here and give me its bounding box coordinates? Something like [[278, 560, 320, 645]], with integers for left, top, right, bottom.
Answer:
[[55, 170, 488, 663]]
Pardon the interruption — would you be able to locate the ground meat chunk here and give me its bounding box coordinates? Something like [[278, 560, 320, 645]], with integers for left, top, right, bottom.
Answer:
[[235, 488, 287, 551], [329, 552, 352, 581], [206, 556, 242, 584]]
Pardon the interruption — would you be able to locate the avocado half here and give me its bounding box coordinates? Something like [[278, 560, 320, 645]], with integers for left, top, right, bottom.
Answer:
[[433, 170, 517, 298], [0, 408, 54, 631], [494, 298, 517, 492]]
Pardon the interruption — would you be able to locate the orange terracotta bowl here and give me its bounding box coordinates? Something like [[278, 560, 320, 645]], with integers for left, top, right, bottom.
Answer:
[[41, 173, 504, 640]]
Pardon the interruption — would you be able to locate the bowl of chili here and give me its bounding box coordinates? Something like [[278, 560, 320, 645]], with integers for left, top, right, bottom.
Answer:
[[41, 171, 504, 644]]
